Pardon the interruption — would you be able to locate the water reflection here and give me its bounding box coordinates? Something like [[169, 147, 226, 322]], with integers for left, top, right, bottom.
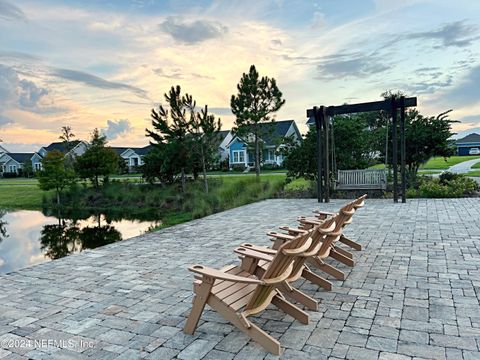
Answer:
[[0, 210, 7, 244], [0, 210, 159, 273]]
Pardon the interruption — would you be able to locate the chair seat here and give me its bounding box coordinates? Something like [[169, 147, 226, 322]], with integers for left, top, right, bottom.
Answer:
[[195, 265, 258, 311]]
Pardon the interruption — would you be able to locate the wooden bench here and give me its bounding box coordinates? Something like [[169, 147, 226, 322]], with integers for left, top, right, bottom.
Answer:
[[335, 169, 386, 190]]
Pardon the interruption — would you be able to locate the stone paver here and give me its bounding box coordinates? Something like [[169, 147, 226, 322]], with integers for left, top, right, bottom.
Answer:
[[0, 198, 479, 359]]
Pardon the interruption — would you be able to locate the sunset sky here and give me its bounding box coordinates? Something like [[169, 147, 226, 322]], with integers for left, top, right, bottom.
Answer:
[[1, 0, 480, 152]]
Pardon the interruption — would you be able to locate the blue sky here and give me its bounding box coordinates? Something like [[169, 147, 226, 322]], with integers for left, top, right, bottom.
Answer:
[[1, 0, 480, 151]]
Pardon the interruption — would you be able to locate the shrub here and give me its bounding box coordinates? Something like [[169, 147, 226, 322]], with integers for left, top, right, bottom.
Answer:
[[411, 173, 479, 198], [261, 163, 280, 170], [230, 164, 246, 172], [2, 172, 17, 178]]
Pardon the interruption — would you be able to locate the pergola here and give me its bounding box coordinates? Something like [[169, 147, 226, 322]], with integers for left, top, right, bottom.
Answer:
[[306, 96, 418, 203]]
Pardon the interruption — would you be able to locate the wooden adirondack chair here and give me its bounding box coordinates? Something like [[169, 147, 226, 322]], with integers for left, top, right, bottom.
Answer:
[[279, 195, 366, 273], [305, 194, 367, 251], [237, 203, 356, 309], [184, 229, 325, 355], [236, 217, 337, 311], [268, 200, 358, 283]]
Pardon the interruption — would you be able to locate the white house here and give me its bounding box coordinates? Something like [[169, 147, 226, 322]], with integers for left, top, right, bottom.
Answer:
[[225, 120, 302, 168], [112, 145, 152, 172], [38, 140, 89, 158], [0, 152, 43, 175]]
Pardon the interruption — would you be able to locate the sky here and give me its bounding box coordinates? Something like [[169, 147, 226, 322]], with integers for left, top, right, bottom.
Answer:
[[1, 0, 480, 152]]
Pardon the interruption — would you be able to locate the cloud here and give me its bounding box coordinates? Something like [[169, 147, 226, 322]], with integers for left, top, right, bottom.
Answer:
[[0, 0, 26, 21], [316, 53, 389, 79], [153, 68, 214, 80], [102, 119, 132, 140], [51, 68, 148, 98], [159, 16, 228, 44], [209, 107, 232, 116], [435, 65, 480, 108], [0, 64, 18, 103], [18, 79, 49, 109], [407, 21, 478, 48], [405, 76, 453, 95]]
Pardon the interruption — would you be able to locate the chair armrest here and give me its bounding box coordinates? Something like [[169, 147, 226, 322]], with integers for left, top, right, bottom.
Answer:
[[278, 226, 308, 235], [234, 247, 274, 262], [297, 217, 322, 225], [267, 231, 294, 241], [313, 210, 337, 216], [240, 243, 277, 255], [188, 265, 263, 284]]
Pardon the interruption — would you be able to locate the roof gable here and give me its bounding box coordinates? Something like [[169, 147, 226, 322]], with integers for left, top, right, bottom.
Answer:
[[44, 140, 82, 153], [456, 133, 480, 144], [5, 153, 34, 163]]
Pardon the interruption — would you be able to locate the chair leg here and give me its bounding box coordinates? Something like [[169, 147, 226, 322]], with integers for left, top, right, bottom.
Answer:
[[184, 282, 213, 334], [333, 246, 353, 259], [302, 267, 332, 291], [340, 235, 362, 251], [208, 295, 283, 355], [272, 294, 309, 325], [278, 282, 318, 311], [308, 257, 346, 280], [330, 249, 355, 267]]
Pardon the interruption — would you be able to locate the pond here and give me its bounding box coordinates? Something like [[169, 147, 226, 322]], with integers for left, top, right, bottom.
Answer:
[[0, 210, 160, 273]]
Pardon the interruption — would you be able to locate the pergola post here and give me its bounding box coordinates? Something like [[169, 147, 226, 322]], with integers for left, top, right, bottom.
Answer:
[[322, 107, 330, 203], [391, 98, 398, 203], [314, 106, 323, 203], [400, 96, 406, 203]]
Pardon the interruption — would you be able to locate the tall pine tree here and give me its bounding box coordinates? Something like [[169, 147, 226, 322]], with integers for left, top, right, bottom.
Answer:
[[231, 65, 285, 177]]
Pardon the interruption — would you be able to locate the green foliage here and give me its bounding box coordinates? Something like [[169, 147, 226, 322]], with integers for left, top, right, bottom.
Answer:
[[231, 64, 285, 177], [408, 172, 479, 198], [74, 129, 119, 188], [283, 128, 318, 182], [43, 176, 285, 224], [144, 86, 221, 193], [37, 150, 76, 204], [22, 160, 34, 178], [332, 114, 374, 170]]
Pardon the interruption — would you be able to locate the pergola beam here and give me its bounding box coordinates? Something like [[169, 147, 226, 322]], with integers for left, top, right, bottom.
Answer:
[[307, 96, 417, 204]]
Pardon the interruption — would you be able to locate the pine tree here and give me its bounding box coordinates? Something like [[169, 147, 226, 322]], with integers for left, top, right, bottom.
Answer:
[[231, 65, 285, 178]]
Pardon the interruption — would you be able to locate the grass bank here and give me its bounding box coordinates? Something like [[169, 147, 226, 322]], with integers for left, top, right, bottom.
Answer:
[[40, 175, 286, 228]]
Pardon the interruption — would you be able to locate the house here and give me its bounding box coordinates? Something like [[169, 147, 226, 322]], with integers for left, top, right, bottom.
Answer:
[[0, 152, 43, 175], [0, 144, 8, 155], [111, 145, 153, 172], [456, 133, 480, 155], [215, 130, 233, 161], [38, 140, 89, 158], [225, 120, 301, 168]]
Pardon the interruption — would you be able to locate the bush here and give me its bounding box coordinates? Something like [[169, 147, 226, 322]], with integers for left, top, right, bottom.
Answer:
[[261, 163, 280, 170], [408, 173, 479, 198], [2, 172, 18, 178], [230, 164, 246, 172]]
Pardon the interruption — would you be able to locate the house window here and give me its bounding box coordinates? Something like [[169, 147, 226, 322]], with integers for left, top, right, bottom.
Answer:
[[265, 149, 275, 161], [9, 165, 17, 173], [34, 163, 42, 171], [232, 150, 245, 163]]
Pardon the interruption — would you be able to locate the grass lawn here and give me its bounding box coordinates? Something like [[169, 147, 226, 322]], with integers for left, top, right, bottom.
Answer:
[[467, 170, 480, 177], [368, 164, 386, 170], [471, 162, 480, 169], [0, 178, 49, 209], [421, 156, 480, 169]]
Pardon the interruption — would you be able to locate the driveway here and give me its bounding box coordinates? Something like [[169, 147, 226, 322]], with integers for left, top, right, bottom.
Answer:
[[447, 157, 480, 173]]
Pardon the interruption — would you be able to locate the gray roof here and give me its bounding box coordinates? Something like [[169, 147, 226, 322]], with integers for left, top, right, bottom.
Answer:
[[43, 140, 82, 153], [232, 120, 300, 146], [111, 145, 152, 156], [456, 133, 480, 144], [5, 153, 34, 163]]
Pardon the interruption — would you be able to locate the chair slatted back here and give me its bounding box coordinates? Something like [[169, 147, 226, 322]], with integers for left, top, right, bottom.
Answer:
[[243, 230, 314, 314]]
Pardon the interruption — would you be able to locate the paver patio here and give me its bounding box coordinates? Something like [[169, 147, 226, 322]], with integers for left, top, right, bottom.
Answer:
[[0, 198, 479, 360]]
